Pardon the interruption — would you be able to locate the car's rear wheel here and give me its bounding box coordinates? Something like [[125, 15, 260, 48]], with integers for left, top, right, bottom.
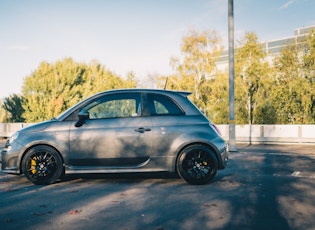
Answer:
[[22, 145, 63, 185], [177, 145, 218, 185]]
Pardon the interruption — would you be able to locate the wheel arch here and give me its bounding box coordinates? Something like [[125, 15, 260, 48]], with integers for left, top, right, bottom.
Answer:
[[20, 143, 65, 174], [174, 142, 222, 173]]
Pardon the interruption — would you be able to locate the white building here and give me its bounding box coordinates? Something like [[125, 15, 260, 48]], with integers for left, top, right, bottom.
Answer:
[[216, 25, 315, 71]]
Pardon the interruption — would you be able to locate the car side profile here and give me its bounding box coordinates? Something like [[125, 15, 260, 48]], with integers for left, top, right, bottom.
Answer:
[[1, 89, 228, 185]]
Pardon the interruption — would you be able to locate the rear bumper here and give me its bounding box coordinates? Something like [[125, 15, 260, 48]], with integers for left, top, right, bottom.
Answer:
[[220, 147, 228, 169], [213, 137, 228, 170]]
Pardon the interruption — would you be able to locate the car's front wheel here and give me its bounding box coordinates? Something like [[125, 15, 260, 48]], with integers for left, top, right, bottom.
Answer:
[[177, 145, 218, 185], [22, 145, 63, 185]]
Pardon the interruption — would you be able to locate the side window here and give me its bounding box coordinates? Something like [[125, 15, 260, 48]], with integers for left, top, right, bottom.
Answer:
[[82, 93, 141, 119], [147, 93, 184, 116], [154, 101, 168, 114]]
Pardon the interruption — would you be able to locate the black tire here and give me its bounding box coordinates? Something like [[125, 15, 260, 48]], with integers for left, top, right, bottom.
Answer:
[[177, 145, 218, 185], [22, 145, 63, 185]]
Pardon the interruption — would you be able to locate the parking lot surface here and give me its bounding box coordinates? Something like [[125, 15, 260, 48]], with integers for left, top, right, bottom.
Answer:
[[1, 143, 315, 230]]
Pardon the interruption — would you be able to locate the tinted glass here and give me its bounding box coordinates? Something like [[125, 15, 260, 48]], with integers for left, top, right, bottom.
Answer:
[[147, 93, 184, 116], [83, 93, 141, 119]]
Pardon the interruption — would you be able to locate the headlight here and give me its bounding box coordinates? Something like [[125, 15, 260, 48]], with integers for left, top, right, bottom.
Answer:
[[10, 131, 20, 143], [4, 131, 20, 149]]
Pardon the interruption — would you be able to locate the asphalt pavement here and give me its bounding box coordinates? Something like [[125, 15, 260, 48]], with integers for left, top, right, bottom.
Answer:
[[0, 143, 315, 230]]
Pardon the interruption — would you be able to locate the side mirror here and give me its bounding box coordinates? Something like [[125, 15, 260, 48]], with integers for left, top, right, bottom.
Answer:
[[75, 110, 90, 127]]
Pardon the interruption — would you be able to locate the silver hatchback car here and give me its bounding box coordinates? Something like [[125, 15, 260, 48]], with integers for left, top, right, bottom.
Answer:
[[1, 89, 228, 185]]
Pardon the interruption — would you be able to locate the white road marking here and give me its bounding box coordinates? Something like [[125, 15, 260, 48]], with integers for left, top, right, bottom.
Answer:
[[291, 171, 300, 176]]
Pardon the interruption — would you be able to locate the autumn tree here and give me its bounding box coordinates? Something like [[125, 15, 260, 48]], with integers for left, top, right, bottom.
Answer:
[[22, 58, 137, 122], [79, 61, 138, 99], [234, 32, 273, 124], [159, 29, 228, 123], [271, 30, 315, 124], [302, 29, 315, 123], [204, 72, 229, 123], [272, 43, 303, 123]]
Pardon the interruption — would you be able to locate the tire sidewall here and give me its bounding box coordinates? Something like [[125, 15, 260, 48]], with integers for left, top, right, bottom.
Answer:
[[177, 145, 218, 185], [22, 145, 63, 185]]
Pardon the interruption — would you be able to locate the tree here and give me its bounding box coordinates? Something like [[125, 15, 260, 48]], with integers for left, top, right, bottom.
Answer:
[[272, 31, 315, 124], [22, 58, 137, 122], [159, 29, 228, 123], [80, 61, 138, 99], [2, 94, 25, 122], [0, 99, 9, 122], [234, 32, 273, 124], [273, 43, 303, 123], [22, 58, 82, 122], [203, 72, 229, 123], [302, 30, 315, 123]]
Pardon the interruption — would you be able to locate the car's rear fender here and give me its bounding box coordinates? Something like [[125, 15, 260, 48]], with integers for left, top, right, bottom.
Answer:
[[170, 132, 227, 172]]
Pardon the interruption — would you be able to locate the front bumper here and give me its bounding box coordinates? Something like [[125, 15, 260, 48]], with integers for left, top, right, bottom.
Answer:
[[1, 140, 23, 174]]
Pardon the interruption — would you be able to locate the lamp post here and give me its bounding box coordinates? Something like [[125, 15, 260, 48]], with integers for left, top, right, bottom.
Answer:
[[228, 0, 237, 151]]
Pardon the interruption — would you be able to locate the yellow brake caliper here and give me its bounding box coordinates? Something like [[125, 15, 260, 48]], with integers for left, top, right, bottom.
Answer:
[[31, 157, 37, 174]]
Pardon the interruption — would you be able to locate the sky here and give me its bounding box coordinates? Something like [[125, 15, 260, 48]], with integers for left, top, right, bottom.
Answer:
[[0, 0, 315, 99]]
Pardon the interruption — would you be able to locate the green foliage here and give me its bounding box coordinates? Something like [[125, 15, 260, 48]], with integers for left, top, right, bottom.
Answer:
[[271, 31, 315, 124], [234, 32, 273, 124], [203, 72, 229, 123], [22, 58, 137, 122], [159, 29, 315, 124], [233, 30, 315, 124], [4, 29, 315, 125], [159, 29, 228, 123], [0, 99, 9, 122], [2, 94, 25, 122]]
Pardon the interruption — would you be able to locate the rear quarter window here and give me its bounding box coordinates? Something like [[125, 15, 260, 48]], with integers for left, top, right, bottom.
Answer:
[[147, 93, 184, 116]]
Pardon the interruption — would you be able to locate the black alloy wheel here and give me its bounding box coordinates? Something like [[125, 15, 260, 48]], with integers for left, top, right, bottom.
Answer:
[[22, 145, 63, 185], [177, 145, 218, 185]]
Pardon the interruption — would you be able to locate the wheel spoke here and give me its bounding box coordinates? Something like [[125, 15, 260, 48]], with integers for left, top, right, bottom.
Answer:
[[177, 146, 218, 185], [182, 150, 214, 179], [22, 146, 63, 185], [26, 152, 57, 179]]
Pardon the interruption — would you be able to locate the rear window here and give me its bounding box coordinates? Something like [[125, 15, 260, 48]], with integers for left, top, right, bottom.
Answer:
[[147, 93, 184, 116]]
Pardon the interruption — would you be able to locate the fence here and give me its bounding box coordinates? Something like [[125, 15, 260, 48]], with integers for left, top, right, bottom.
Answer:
[[0, 123, 315, 144], [0, 123, 36, 139], [217, 124, 315, 144]]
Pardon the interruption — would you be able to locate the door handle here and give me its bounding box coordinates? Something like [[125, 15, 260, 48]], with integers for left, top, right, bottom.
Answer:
[[135, 127, 151, 133]]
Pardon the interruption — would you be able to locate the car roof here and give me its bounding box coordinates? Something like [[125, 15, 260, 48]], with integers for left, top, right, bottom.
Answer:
[[96, 88, 192, 97]]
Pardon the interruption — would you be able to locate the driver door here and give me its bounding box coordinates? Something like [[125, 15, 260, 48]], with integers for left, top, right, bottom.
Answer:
[[68, 92, 152, 167]]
